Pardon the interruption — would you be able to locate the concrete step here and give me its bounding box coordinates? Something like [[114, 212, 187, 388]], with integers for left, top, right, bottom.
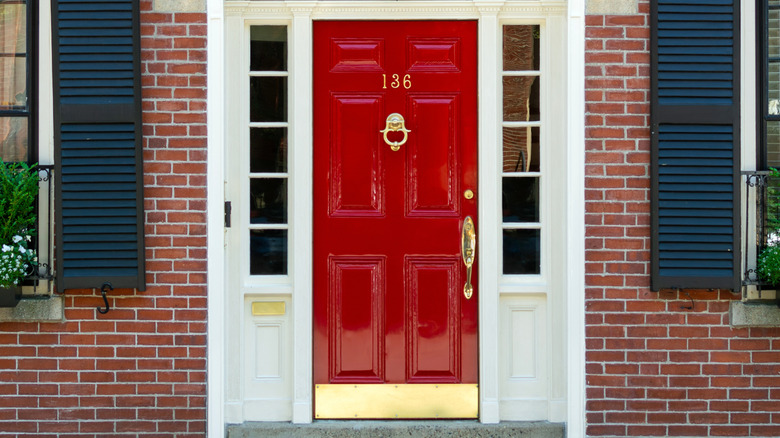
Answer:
[[227, 421, 565, 438]]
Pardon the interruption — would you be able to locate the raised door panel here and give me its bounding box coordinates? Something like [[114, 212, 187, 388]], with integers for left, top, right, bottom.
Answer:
[[329, 95, 385, 217], [406, 256, 461, 382], [330, 39, 384, 72], [406, 95, 459, 217], [407, 38, 461, 72], [329, 256, 386, 382]]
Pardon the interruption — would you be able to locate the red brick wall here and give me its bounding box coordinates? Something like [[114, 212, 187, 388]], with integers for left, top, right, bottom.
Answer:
[[0, 3, 207, 435], [586, 4, 780, 437]]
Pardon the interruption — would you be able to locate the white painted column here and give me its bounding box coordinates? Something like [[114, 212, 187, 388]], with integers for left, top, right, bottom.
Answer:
[[565, 0, 586, 433], [206, 0, 226, 434], [476, 2, 503, 424], [290, 4, 315, 424]]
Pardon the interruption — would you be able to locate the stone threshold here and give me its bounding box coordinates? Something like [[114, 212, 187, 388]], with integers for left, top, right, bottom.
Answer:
[[227, 421, 565, 438]]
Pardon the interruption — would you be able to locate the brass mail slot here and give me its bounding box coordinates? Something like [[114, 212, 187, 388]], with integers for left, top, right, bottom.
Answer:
[[251, 301, 286, 316]]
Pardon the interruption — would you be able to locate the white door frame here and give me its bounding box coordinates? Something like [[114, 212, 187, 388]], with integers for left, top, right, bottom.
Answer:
[[207, 1, 585, 435]]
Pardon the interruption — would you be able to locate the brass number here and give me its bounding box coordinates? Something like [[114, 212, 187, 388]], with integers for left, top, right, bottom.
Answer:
[[391, 74, 400, 89], [381, 73, 411, 90]]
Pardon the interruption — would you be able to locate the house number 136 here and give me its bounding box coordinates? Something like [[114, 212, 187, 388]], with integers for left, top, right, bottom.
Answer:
[[383, 74, 412, 89]]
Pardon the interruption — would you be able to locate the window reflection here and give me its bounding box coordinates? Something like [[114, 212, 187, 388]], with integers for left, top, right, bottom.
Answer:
[[503, 126, 540, 173]]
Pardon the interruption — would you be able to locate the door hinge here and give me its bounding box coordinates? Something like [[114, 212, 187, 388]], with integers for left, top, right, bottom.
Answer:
[[224, 201, 232, 228]]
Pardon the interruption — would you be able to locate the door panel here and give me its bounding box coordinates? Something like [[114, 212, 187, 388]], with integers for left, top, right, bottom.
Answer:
[[406, 256, 461, 382], [329, 95, 385, 216], [407, 94, 459, 216], [329, 256, 385, 382], [314, 21, 478, 418]]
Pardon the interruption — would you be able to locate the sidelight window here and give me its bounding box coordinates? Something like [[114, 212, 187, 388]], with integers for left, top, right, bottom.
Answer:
[[501, 24, 541, 275], [248, 25, 289, 275]]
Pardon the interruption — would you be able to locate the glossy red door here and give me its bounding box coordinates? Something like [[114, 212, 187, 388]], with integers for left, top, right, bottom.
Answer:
[[313, 21, 477, 390]]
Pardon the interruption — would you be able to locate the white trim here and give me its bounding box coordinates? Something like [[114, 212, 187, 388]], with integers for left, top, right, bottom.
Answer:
[[206, 0, 226, 434], [741, 0, 756, 173], [290, 5, 315, 423], [477, 2, 503, 424], [36, 0, 55, 294], [565, 0, 586, 434]]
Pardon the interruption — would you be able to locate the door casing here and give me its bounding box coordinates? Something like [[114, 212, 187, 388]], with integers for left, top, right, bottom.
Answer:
[[217, 3, 580, 428]]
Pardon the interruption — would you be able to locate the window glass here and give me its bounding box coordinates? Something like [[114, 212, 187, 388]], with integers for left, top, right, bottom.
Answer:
[[503, 229, 541, 275], [250, 26, 287, 71], [250, 230, 288, 275], [503, 76, 539, 122], [502, 178, 539, 223], [503, 25, 540, 71], [503, 126, 540, 173], [0, 0, 30, 163], [250, 128, 287, 173], [0, 117, 28, 161], [250, 77, 288, 122]]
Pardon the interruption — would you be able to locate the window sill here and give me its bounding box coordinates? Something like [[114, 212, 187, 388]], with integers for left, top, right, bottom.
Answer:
[[0, 294, 63, 322], [730, 301, 780, 327]]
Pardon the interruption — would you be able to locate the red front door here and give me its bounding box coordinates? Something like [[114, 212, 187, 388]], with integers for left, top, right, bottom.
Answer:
[[313, 21, 478, 418]]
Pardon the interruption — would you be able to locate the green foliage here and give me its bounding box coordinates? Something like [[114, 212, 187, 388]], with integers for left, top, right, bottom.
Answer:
[[0, 162, 39, 288], [759, 244, 780, 286], [766, 168, 780, 235]]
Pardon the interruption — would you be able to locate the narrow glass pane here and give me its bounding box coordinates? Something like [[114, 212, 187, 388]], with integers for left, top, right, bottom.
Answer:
[[503, 76, 540, 122], [503, 126, 540, 173], [767, 121, 780, 167], [250, 128, 287, 173], [0, 2, 27, 54], [250, 229, 288, 275], [503, 25, 540, 71], [0, 117, 29, 162], [503, 229, 541, 275], [502, 177, 539, 222], [769, 62, 780, 115], [250, 25, 287, 71], [770, 10, 780, 58], [0, 57, 27, 109], [250, 178, 287, 224], [250, 77, 288, 122]]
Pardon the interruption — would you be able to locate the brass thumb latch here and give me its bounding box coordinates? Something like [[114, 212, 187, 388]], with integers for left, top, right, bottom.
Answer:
[[380, 113, 411, 151], [461, 216, 476, 299]]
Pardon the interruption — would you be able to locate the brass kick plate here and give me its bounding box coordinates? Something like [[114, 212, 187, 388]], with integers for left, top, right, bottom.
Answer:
[[251, 301, 286, 316], [314, 383, 478, 419]]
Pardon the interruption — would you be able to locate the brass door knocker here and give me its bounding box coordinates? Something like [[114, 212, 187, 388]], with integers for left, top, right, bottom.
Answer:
[[380, 113, 411, 151]]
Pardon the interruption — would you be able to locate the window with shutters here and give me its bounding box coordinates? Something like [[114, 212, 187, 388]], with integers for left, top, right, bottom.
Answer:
[[743, 0, 780, 299]]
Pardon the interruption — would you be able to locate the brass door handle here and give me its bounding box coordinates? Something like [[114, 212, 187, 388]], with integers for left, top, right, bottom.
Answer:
[[380, 113, 410, 151], [461, 216, 476, 299]]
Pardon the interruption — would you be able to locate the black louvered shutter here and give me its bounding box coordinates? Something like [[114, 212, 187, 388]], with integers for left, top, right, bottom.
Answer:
[[52, 0, 145, 291], [650, 0, 740, 290]]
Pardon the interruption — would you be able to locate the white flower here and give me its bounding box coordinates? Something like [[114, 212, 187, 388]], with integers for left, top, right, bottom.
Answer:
[[24, 235, 31, 242], [1, 245, 9, 252], [12, 235, 22, 243], [19, 247, 25, 254]]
